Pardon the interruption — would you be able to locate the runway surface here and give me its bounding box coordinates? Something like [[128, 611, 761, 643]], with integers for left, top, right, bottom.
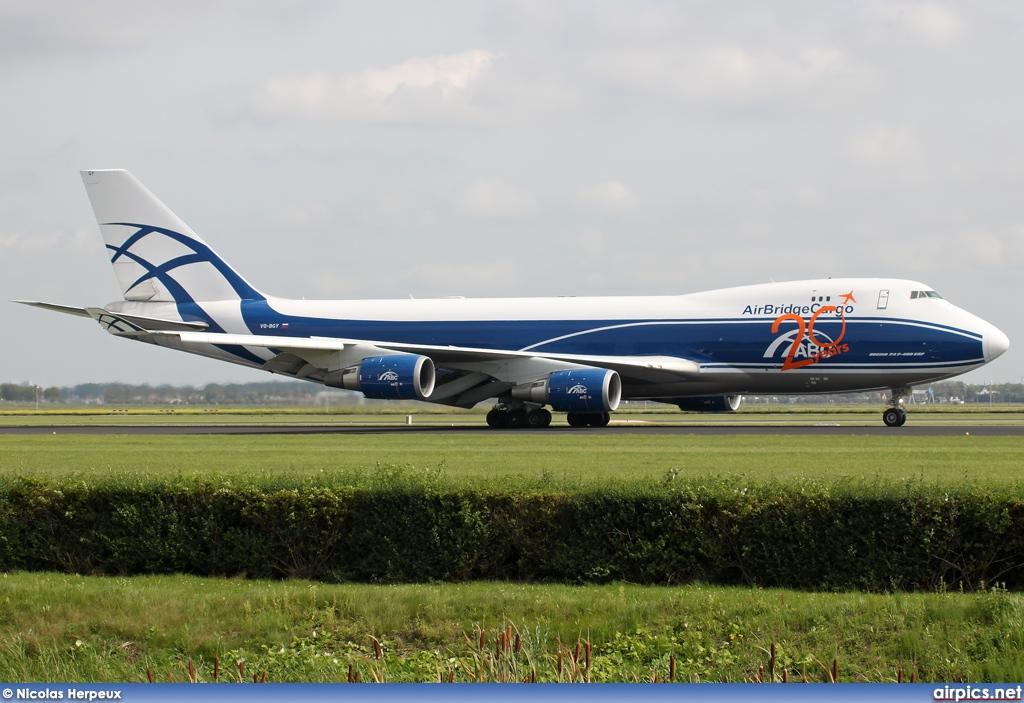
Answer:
[[2, 424, 1022, 436]]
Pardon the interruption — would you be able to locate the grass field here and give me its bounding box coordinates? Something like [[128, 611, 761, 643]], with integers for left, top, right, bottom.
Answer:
[[2, 403, 1024, 427], [0, 433, 1021, 485], [1, 410, 1022, 682], [1, 573, 1022, 683]]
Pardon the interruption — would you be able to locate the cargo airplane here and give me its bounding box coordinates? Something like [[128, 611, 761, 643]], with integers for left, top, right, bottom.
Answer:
[[17, 170, 1010, 428]]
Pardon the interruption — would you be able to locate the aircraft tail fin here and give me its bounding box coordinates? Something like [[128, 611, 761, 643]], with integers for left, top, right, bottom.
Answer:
[[80, 170, 264, 303]]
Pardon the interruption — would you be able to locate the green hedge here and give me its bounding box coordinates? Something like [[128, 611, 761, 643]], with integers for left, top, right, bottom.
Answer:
[[0, 473, 1022, 591]]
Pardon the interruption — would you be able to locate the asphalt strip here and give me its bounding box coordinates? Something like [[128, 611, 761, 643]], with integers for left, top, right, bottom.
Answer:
[[0, 425, 1020, 436]]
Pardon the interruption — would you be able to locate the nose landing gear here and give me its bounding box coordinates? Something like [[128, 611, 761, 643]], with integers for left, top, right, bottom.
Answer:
[[882, 407, 907, 427], [882, 388, 910, 427]]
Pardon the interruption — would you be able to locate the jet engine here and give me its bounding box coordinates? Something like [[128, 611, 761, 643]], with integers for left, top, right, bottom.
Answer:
[[512, 368, 621, 412], [674, 395, 742, 412], [325, 354, 435, 400]]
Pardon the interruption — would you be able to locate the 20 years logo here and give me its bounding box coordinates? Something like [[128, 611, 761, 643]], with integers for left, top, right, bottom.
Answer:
[[768, 301, 852, 371]]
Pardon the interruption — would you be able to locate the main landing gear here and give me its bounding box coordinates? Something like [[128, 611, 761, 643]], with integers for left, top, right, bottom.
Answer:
[[566, 411, 611, 428], [882, 388, 910, 427], [485, 404, 611, 429], [486, 404, 552, 429]]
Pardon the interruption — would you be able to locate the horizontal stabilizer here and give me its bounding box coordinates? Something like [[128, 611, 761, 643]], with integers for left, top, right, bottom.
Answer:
[[14, 300, 92, 318], [15, 301, 208, 334]]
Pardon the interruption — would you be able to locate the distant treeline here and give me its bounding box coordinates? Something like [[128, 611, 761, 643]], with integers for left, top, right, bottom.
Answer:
[[741, 380, 1024, 405], [1, 379, 1022, 406], [0, 381, 330, 405]]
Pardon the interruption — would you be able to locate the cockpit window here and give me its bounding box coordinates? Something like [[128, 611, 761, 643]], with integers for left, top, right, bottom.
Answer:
[[910, 290, 943, 299]]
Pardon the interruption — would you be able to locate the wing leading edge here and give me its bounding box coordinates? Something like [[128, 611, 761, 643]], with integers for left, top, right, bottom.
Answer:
[[164, 329, 703, 386]]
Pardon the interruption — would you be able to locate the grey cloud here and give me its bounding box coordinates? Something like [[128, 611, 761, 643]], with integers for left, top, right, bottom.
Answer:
[[248, 50, 500, 124], [863, 2, 963, 45], [573, 181, 640, 214], [453, 180, 539, 219]]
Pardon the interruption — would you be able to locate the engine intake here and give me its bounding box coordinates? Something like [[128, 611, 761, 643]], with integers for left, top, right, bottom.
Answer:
[[325, 354, 435, 400], [674, 395, 742, 412], [513, 368, 621, 412]]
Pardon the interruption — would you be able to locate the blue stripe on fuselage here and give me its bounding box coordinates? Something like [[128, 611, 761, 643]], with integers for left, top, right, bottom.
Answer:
[[221, 300, 984, 370]]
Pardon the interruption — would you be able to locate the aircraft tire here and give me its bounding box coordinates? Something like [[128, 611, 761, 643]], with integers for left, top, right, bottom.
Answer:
[[587, 412, 611, 427], [882, 408, 903, 427], [566, 411, 589, 427], [896, 407, 908, 426], [506, 408, 527, 428], [526, 408, 551, 428], [486, 409, 508, 428]]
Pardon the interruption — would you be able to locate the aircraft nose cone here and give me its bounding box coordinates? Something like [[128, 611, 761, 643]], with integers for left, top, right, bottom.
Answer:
[[984, 325, 1010, 362]]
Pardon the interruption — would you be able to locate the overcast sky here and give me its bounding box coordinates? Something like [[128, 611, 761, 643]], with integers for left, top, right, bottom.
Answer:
[[3, 1, 1023, 387]]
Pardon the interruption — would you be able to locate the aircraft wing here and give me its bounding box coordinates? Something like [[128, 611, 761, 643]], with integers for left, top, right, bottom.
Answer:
[[161, 330, 702, 384], [21, 303, 703, 406], [384, 341, 701, 383]]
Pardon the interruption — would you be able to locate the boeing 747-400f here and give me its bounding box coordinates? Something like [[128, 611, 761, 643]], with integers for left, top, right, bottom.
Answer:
[[17, 170, 1010, 428]]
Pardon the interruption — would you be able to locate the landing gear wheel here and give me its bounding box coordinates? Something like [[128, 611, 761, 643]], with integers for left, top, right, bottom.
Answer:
[[526, 408, 552, 428], [486, 408, 508, 428], [884, 388, 911, 428], [566, 411, 589, 427], [566, 411, 610, 427], [539, 408, 552, 427], [506, 408, 527, 428], [882, 408, 903, 427]]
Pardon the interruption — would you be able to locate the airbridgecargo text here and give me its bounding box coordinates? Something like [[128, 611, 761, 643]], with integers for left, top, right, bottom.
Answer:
[[14, 690, 121, 700], [743, 303, 854, 316], [934, 685, 1023, 700]]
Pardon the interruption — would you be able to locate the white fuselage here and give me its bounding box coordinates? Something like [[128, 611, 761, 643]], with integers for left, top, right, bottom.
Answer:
[[109, 277, 1008, 400]]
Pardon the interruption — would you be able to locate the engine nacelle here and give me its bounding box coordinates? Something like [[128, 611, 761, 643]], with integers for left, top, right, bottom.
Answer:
[[324, 354, 435, 400], [674, 395, 742, 412], [512, 368, 621, 412]]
